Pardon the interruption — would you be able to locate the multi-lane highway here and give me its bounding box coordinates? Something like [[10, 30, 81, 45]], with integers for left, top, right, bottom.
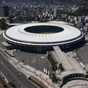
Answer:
[[0, 54, 38, 88]]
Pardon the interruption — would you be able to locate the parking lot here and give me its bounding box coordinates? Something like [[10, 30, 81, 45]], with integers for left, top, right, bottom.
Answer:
[[0, 34, 4, 42], [77, 46, 88, 63], [14, 51, 52, 73], [77, 46, 88, 70]]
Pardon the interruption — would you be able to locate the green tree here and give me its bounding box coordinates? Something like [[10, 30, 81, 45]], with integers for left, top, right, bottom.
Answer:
[[8, 82, 16, 88], [50, 73, 57, 82], [9, 16, 14, 23], [59, 63, 64, 71], [0, 18, 8, 30], [47, 54, 57, 71]]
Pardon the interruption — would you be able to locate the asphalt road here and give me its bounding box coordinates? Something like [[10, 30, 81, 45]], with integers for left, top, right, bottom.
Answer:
[[0, 54, 38, 88]]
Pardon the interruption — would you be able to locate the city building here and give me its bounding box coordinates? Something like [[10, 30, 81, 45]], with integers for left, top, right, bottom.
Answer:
[[0, 5, 8, 16], [53, 8, 59, 17]]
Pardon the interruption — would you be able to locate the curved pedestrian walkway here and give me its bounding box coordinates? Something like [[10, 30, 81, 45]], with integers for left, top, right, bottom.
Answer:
[[59, 73, 88, 87], [62, 80, 88, 88], [68, 84, 88, 88]]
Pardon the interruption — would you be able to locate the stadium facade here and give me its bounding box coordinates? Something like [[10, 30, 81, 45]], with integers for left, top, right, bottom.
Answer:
[[3, 23, 84, 52]]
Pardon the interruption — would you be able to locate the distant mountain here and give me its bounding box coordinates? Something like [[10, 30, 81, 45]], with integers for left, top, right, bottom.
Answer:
[[74, 6, 88, 15]]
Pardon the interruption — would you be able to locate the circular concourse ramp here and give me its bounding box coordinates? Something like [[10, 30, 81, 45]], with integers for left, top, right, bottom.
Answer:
[[3, 23, 84, 47]]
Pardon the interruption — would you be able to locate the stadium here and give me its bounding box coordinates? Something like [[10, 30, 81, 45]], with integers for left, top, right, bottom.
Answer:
[[3, 22, 84, 52]]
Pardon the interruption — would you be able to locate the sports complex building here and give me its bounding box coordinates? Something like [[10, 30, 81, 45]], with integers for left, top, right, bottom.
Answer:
[[3, 22, 84, 52]]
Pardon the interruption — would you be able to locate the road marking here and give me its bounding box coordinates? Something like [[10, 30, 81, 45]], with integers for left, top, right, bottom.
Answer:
[[41, 56, 45, 58], [0, 60, 27, 88]]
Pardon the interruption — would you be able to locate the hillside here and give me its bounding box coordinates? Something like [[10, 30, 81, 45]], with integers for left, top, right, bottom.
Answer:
[[0, 0, 88, 6]]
